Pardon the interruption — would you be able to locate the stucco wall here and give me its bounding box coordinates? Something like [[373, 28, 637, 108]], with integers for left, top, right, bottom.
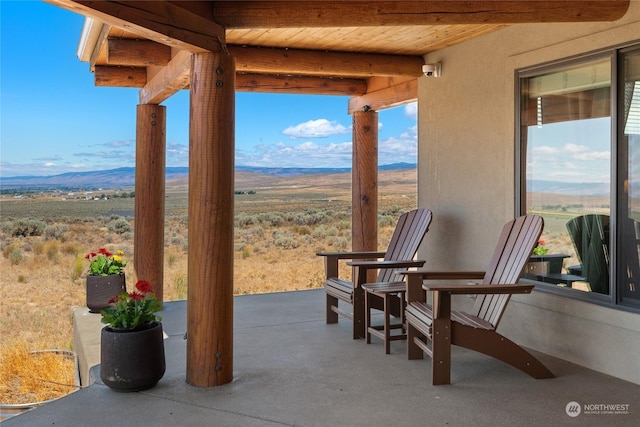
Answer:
[[416, 2, 640, 384]]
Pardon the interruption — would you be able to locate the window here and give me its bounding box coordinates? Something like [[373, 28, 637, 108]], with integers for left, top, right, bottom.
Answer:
[[517, 44, 640, 310]]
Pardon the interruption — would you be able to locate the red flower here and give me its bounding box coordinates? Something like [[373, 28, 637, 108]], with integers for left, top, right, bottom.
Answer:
[[129, 292, 144, 301], [107, 295, 120, 304], [85, 252, 96, 260], [98, 247, 112, 257], [538, 239, 546, 246], [135, 280, 153, 294]]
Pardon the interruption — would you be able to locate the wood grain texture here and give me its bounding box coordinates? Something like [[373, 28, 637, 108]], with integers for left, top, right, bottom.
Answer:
[[134, 104, 166, 302], [187, 52, 235, 387]]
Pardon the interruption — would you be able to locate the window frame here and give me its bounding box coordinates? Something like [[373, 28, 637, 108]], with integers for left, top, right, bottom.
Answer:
[[515, 43, 640, 313]]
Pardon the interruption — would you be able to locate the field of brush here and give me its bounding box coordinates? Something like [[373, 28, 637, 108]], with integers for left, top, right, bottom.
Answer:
[[0, 169, 417, 356]]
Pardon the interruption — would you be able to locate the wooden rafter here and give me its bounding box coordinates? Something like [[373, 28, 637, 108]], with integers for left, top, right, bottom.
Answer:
[[349, 78, 417, 113], [95, 65, 146, 87], [236, 74, 367, 96], [140, 50, 192, 104], [47, 0, 226, 53], [228, 45, 423, 78], [107, 39, 171, 67], [212, 0, 630, 27]]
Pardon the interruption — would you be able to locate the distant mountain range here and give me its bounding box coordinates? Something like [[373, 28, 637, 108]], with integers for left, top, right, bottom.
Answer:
[[1, 165, 613, 197], [529, 180, 610, 196], [0, 163, 416, 191]]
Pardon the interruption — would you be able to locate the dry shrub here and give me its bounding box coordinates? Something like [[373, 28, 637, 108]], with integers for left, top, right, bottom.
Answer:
[[32, 240, 45, 255], [0, 340, 77, 404], [44, 240, 60, 262]]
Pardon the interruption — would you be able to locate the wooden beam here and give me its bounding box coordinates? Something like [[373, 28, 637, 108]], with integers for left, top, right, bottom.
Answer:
[[348, 78, 417, 113], [228, 45, 424, 78], [187, 52, 235, 387], [134, 104, 166, 303], [46, 0, 225, 53], [351, 110, 378, 279], [139, 50, 192, 104], [236, 73, 367, 96], [213, 1, 630, 27], [107, 39, 172, 67], [95, 65, 146, 87]]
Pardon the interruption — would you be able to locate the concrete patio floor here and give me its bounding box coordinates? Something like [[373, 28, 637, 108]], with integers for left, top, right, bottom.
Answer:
[[4, 289, 639, 426]]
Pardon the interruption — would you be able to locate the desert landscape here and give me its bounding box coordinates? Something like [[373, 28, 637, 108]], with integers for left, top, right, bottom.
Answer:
[[0, 168, 417, 402]]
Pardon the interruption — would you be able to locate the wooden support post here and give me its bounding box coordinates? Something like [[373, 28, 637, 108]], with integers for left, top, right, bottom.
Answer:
[[352, 110, 378, 263], [187, 52, 235, 387], [134, 104, 166, 303]]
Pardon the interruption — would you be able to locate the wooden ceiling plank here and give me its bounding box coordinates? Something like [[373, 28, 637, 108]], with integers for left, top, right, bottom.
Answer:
[[139, 50, 192, 104], [348, 78, 417, 113], [95, 65, 147, 87], [46, 0, 225, 53], [107, 39, 172, 67], [236, 73, 367, 95], [213, 1, 630, 28], [228, 45, 424, 78]]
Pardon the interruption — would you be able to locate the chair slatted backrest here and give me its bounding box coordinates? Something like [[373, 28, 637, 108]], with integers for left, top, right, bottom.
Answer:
[[474, 215, 544, 327], [566, 214, 610, 294], [378, 209, 433, 283]]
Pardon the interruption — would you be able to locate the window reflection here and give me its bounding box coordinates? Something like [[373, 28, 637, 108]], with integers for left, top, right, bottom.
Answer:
[[521, 59, 612, 294], [620, 51, 640, 306]]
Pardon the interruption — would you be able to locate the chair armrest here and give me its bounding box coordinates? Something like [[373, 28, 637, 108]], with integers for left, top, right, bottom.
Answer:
[[423, 283, 534, 295], [347, 260, 425, 269], [316, 251, 386, 259], [317, 251, 387, 280], [403, 270, 486, 280], [349, 260, 425, 287]]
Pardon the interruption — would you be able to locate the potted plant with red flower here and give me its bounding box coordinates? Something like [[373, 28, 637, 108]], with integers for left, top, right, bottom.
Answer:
[[99, 280, 165, 392], [84, 248, 127, 312]]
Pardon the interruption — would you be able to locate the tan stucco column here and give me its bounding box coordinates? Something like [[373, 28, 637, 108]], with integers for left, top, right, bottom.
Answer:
[[352, 109, 379, 255], [187, 52, 235, 387], [134, 104, 166, 302]]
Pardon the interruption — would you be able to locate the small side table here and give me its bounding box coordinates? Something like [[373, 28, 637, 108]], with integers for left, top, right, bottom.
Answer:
[[362, 282, 407, 354]]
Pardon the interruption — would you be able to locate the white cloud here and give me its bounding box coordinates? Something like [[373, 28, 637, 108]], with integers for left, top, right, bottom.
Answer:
[[404, 102, 417, 120], [106, 140, 134, 148], [166, 142, 188, 165], [282, 119, 350, 139]]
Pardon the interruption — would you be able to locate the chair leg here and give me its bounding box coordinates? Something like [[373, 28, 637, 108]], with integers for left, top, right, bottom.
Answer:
[[383, 294, 391, 354], [353, 286, 365, 339], [326, 293, 338, 324], [365, 290, 372, 344], [431, 317, 452, 385]]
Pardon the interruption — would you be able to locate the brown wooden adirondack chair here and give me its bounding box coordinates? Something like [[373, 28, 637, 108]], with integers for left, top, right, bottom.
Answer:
[[404, 215, 554, 385], [317, 208, 432, 339]]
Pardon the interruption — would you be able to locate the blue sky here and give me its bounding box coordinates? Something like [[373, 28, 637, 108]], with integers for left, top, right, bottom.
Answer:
[[0, 1, 417, 178]]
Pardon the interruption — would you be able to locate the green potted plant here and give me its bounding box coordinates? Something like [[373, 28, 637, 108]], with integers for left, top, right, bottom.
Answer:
[[99, 280, 165, 392], [526, 239, 550, 275], [84, 248, 127, 313]]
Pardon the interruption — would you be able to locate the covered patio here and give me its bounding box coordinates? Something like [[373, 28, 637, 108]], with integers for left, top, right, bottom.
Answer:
[[7, 0, 639, 423], [5, 289, 639, 426], [40, 0, 634, 389]]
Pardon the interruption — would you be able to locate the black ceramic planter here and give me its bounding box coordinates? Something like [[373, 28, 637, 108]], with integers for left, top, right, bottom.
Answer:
[[100, 321, 166, 392], [86, 273, 126, 313]]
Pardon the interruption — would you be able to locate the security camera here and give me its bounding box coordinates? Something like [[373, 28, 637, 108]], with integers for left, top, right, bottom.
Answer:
[[422, 63, 442, 77]]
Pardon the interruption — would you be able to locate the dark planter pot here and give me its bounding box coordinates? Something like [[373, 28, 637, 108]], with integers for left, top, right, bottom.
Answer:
[[100, 321, 166, 392], [86, 273, 126, 313]]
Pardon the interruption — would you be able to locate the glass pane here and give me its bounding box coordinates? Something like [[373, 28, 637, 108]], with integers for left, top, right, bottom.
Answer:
[[521, 59, 611, 294], [619, 50, 640, 306]]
